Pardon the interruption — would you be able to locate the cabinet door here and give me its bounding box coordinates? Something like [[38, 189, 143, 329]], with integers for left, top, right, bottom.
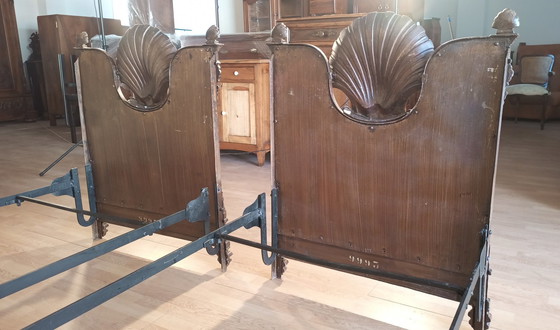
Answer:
[[244, 0, 272, 32], [309, 0, 350, 15], [220, 82, 256, 144]]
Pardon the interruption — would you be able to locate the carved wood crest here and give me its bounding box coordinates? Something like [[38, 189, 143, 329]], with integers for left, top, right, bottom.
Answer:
[[329, 12, 434, 124]]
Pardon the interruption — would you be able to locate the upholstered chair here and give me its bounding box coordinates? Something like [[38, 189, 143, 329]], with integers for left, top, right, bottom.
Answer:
[[506, 54, 555, 129]]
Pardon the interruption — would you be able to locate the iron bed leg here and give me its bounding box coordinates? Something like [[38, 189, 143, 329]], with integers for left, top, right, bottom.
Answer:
[[450, 227, 491, 330]]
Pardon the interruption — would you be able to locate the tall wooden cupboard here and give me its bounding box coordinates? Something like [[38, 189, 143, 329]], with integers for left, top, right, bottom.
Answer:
[[218, 59, 271, 166], [0, 0, 33, 122], [37, 15, 123, 125]]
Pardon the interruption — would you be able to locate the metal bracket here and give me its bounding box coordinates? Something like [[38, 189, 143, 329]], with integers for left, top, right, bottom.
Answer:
[[239, 190, 277, 265], [185, 187, 210, 223], [0, 167, 95, 227]]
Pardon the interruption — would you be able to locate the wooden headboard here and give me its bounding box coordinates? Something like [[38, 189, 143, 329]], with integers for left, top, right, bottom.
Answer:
[[269, 10, 515, 314], [77, 26, 225, 241]]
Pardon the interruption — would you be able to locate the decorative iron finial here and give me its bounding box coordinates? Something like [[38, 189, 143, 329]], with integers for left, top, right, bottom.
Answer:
[[492, 8, 519, 34], [271, 23, 290, 44], [206, 25, 220, 45]]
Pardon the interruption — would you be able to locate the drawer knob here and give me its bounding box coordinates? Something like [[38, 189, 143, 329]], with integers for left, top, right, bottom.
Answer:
[[313, 31, 326, 38], [221, 111, 227, 116], [233, 71, 239, 76]]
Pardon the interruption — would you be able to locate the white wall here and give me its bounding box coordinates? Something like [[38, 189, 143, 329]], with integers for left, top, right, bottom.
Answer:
[[425, 0, 560, 53], [43, 0, 113, 18], [424, 0, 458, 44], [217, 0, 244, 34], [14, 0, 44, 61], [173, 0, 217, 35], [483, 0, 560, 50], [14, 0, 114, 61], [456, 0, 486, 38]]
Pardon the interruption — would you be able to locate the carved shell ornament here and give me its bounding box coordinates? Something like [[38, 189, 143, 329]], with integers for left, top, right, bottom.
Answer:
[[330, 12, 434, 124], [116, 25, 177, 108]]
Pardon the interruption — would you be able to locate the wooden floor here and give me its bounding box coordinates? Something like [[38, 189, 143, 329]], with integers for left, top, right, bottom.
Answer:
[[0, 119, 558, 329]]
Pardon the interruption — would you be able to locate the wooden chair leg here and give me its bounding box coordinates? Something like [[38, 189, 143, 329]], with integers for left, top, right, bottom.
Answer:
[[514, 95, 519, 123], [540, 95, 548, 130]]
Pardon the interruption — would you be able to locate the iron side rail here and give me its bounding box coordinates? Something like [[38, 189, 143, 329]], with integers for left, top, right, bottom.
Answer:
[[23, 195, 264, 329], [0, 188, 209, 299]]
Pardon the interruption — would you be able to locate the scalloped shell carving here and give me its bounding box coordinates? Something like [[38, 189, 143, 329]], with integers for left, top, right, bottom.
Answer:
[[116, 25, 177, 107], [329, 12, 434, 124]]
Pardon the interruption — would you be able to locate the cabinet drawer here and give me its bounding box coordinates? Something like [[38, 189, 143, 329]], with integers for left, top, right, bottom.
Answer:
[[221, 65, 255, 82], [309, 0, 350, 16], [290, 27, 343, 43]]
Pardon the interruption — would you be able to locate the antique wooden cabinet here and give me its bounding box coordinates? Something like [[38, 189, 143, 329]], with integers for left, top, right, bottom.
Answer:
[[0, 0, 33, 122], [218, 59, 270, 166], [244, 0, 276, 32], [303, 0, 423, 18], [37, 15, 123, 125], [276, 0, 424, 56]]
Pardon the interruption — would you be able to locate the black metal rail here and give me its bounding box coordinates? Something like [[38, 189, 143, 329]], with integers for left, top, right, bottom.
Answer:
[[23, 196, 264, 329], [0, 188, 209, 299]]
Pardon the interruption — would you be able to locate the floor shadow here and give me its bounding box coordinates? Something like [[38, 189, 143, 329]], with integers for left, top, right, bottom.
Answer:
[[211, 279, 404, 330], [0, 238, 219, 329]]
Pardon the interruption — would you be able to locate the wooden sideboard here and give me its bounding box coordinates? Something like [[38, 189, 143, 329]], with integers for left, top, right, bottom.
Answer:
[[0, 0, 33, 122], [278, 13, 364, 56], [37, 15, 123, 125], [218, 59, 271, 166], [244, 0, 424, 33], [275, 0, 425, 57]]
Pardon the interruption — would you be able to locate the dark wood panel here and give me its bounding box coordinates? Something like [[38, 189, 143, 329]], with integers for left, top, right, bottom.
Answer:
[[271, 30, 513, 297], [182, 33, 272, 60], [77, 45, 224, 240], [309, 0, 350, 16], [278, 14, 364, 56], [0, 0, 32, 121], [37, 15, 123, 123]]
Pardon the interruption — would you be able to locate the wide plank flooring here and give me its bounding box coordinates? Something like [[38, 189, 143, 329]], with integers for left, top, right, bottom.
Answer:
[[0, 119, 558, 329]]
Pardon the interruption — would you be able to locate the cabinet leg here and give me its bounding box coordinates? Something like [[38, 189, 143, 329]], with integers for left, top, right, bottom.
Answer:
[[256, 151, 267, 166], [49, 113, 57, 126]]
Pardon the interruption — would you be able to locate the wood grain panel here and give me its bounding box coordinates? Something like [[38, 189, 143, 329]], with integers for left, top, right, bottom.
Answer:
[[0, 0, 32, 121], [77, 45, 224, 240], [271, 34, 514, 299], [182, 33, 272, 60]]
